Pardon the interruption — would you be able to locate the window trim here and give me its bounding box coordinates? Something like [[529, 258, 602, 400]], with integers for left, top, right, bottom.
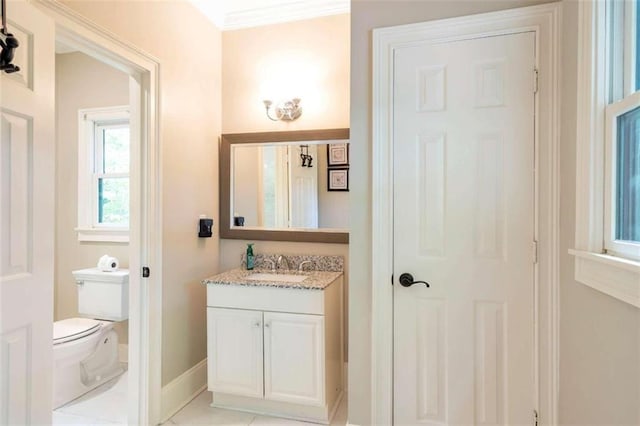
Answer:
[[573, 0, 640, 308], [604, 91, 640, 260], [623, 0, 636, 97], [76, 105, 130, 243]]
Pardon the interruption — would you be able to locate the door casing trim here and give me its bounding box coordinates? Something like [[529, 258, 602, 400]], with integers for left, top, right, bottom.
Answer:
[[31, 1, 163, 424], [371, 3, 561, 425]]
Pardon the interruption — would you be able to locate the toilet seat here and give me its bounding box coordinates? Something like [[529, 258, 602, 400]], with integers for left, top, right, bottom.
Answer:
[[54, 318, 102, 345]]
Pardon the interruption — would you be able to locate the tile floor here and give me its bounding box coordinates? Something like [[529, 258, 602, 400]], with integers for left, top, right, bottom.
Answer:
[[163, 390, 347, 426], [53, 370, 128, 425], [53, 369, 347, 426]]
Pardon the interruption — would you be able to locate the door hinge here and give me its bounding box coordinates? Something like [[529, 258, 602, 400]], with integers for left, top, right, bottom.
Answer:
[[533, 409, 539, 426], [533, 68, 539, 94], [142, 266, 150, 278], [532, 240, 538, 264]]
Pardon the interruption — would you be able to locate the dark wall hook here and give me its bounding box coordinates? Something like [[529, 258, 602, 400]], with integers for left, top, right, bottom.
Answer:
[[1, 0, 20, 74]]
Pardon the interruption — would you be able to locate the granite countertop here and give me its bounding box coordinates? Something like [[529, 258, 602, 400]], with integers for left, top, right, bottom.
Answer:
[[202, 268, 342, 290]]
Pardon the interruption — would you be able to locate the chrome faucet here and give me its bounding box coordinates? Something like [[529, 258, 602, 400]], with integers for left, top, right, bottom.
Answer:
[[298, 260, 312, 271], [276, 255, 290, 271], [264, 258, 277, 272]]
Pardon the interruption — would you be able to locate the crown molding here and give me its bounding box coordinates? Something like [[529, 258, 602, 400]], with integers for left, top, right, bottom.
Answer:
[[223, 0, 349, 31], [55, 40, 77, 54]]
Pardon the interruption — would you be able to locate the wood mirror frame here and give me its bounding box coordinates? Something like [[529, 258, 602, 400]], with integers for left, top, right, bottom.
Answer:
[[220, 128, 350, 244]]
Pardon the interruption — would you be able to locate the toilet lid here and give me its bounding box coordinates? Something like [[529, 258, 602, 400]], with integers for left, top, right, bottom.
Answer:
[[53, 318, 101, 345]]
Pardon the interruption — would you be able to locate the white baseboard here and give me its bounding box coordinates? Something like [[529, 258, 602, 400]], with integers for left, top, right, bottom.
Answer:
[[160, 358, 208, 423], [118, 344, 128, 364]]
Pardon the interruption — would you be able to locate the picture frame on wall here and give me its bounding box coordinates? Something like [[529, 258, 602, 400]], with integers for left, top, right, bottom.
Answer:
[[328, 167, 349, 191], [327, 143, 349, 166]]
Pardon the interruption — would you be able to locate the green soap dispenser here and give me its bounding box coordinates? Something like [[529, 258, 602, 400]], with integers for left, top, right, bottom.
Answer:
[[246, 243, 255, 270]]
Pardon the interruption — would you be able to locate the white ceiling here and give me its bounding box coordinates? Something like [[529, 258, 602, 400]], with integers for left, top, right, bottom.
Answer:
[[190, 0, 350, 31]]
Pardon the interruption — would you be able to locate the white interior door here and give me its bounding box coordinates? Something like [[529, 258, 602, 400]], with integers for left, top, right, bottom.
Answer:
[[259, 145, 289, 228], [393, 32, 536, 425], [0, 2, 55, 425], [288, 145, 318, 228]]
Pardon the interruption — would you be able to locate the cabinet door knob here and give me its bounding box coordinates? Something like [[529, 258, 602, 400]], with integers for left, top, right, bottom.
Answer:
[[265, 323, 270, 328], [254, 321, 261, 327]]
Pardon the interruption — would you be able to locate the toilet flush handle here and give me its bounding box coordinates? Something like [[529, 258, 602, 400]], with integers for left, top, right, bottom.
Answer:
[[76, 280, 84, 287]]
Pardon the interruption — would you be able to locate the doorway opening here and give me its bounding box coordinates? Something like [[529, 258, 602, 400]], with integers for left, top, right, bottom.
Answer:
[[1, 1, 160, 424], [41, 1, 163, 423], [52, 44, 132, 425]]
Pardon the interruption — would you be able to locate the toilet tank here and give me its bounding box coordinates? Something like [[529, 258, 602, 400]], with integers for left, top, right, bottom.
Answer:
[[72, 268, 129, 321]]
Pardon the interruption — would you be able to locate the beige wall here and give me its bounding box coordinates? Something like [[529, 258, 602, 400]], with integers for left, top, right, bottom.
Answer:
[[221, 14, 351, 355], [222, 14, 350, 134], [318, 146, 349, 229], [55, 51, 130, 343], [558, 1, 640, 424], [60, 0, 222, 386]]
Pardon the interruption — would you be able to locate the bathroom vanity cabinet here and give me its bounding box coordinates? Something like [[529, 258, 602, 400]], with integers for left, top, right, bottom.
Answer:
[[204, 269, 343, 424]]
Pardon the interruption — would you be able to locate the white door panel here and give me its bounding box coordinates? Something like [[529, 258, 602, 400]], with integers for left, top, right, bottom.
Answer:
[[0, 2, 55, 425], [288, 145, 318, 228], [393, 32, 535, 425], [207, 308, 264, 398]]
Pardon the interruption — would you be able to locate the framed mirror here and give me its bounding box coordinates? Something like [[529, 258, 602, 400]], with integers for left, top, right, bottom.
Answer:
[[220, 129, 350, 243]]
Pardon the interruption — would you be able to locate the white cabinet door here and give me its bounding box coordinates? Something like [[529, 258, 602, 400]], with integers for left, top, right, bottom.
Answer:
[[207, 307, 263, 398], [264, 312, 324, 406]]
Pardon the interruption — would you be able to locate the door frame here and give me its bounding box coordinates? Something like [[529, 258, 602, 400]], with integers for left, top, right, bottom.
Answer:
[[371, 3, 560, 425], [32, 1, 163, 425]]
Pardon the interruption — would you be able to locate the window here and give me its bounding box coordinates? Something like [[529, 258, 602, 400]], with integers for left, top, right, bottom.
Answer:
[[94, 121, 130, 227], [605, 0, 640, 260], [573, 0, 640, 308], [76, 106, 130, 242]]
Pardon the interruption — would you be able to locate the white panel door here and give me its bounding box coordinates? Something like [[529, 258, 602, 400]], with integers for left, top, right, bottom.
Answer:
[[0, 2, 55, 425], [288, 145, 318, 228], [207, 308, 264, 398], [264, 312, 324, 406], [393, 33, 536, 425]]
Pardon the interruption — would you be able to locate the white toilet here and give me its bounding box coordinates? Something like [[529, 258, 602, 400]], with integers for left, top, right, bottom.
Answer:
[[53, 268, 129, 409]]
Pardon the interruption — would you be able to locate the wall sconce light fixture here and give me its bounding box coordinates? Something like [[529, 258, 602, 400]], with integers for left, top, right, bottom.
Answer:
[[263, 98, 302, 122]]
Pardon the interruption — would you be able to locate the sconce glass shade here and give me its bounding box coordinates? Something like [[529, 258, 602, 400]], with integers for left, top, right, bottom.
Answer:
[[264, 98, 302, 121]]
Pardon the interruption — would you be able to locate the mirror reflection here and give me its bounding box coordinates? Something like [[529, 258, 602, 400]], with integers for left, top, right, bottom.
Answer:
[[231, 141, 349, 230]]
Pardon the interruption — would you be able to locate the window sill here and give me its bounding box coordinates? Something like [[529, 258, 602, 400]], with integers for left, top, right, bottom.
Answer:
[[76, 227, 129, 243], [569, 249, 640, 308]]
